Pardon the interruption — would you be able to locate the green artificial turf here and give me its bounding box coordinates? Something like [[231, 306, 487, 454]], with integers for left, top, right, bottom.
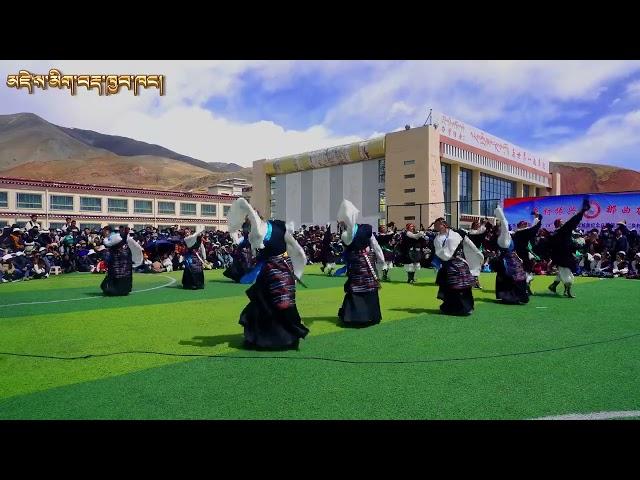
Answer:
[[0, 267, 638, 419]]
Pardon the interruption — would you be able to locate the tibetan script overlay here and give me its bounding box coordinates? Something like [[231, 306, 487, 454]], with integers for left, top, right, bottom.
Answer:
[[6, 69, 165, 96]]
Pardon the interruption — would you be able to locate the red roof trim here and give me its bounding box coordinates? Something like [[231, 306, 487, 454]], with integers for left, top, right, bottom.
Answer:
[[0, 176, 238, 201]]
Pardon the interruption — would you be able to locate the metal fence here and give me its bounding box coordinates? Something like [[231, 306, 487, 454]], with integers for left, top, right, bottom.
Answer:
[[385, 199, 502, 230]]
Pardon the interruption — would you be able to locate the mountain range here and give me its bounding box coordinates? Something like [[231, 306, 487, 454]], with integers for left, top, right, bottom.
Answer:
[[0, 112, 244, 191], [1, 112, 639, 195]]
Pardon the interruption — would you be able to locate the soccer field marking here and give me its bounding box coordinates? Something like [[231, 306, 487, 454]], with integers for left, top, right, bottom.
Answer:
[[2, 330, 639, 364], [0, 275, 177, 308], [535, 411, 640, 420]]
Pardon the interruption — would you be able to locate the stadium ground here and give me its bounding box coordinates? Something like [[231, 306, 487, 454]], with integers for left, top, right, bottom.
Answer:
[[0, 267, 638, 419]]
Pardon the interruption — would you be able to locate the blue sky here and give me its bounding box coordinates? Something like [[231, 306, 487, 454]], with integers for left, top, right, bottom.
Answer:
[[2, 60, 640, 170]]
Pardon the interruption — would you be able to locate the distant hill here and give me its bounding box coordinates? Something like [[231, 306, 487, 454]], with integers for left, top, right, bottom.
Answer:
[[172, 168, 253, 192], [550, 161, 640, 194], [0, 156, 215, 190], [0, 112, 244, 190], [59, 126, 242, 173], [0, 113, 111, 170]]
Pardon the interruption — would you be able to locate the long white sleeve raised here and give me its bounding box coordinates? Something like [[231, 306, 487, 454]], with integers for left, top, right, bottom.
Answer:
[[434, 229, 462, 262], [369, 234, 386, 270], [285, 230, 307, 280]]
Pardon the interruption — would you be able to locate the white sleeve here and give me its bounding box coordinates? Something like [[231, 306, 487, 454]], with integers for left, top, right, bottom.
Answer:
[[406, 231, 425, 240], [230, 231, 243, 245], [103, 233, 123, 248], [462, 236, 484, 277], [341, 228, 354, 246], [494, 206, 512, 249], [435, 230, 461, 262], [127, 236, 144, 268], [284, 230, 307, 280], [468, 224, 487, 235], [369, 234, 386, 269]]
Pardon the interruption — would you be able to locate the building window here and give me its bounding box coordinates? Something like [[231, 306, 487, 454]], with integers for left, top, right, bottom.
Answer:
[[269, 176, 276, 219], [205, 226, 217, 231], [17, 193, 42, 209], [180, 203, 197, 216], [404, 160, 415, 166], [81, 223, 103, 231], [50, 195, 74, 211], [535, 187, 541, 197], [404, 174, 415, 179], [459, 167, 473, 215], [523, 184, 530, 198], [80, 197, 102, 212], [404, 188, 415, 193], [480, 173, 515, 217], [158, 201, 175, 215], [223, 205, 231, 217], [132, 224, 148, 231], [378, 159, 386, 183], [201, 204, 217, 217], [0, 191, 7, 208], [441, 163, 451, 225], [108, 198, 128, 213], [48, 222, 66, 230], [134, 200, 153, 214], [157, 224, 173, 231], [378, 189, 386, 213]]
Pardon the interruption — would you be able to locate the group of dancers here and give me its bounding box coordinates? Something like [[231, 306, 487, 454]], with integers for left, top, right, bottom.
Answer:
[[97, 196, 593, 351]]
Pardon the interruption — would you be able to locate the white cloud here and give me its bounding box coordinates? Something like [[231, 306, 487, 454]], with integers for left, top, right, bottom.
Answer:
[[532, 125, 575, 139], [3, 60, 640, 170], [109, 106, 363, 165], [324, 60, 640, 132], [0, 60, 364, 167], [625, 80, 640, 97], [543, 110, 640, 169]]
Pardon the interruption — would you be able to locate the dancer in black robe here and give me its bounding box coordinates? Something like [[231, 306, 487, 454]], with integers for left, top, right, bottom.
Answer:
[[228, 198, 309, 350], [376, 223, 396, 282], [182, 227, 206, 289], [397, 224, 427, 284], [548, 197, 591, 298], [432, 217, 476, 316], [100, 225, 143, 296], [336, 199, 385, 327], [512, 211, 543, 295], [320, 223, 338, 275], [224, 224, 252, 283], [492, 207, 529, 305]]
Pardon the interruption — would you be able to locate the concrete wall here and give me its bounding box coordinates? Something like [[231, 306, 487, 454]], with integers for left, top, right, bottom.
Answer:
[[269, 158, 383, 229]]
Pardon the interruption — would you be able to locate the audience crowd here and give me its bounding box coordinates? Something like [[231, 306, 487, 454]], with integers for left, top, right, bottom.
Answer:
[[3, 213, 639, 284]]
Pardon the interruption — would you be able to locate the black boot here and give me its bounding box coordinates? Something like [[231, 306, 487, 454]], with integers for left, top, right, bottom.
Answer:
[[548, 281, 560, 294], [526, 284, 533, 296], [565, 285, 575, 298], [382, 269, 389, 282], [407, 272, 415, 284]]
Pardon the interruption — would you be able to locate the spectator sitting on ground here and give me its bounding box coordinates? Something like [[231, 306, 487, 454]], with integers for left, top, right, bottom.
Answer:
[[613, 227, 629, 257], [1, 255, 16, 282], [612, 251, 629, 277], [11, 251, 32, 281], [32, 254, 49, 279], [628, 252, 640, 279], [162, 254, 174, 272], [10, 227, 24, 251]]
